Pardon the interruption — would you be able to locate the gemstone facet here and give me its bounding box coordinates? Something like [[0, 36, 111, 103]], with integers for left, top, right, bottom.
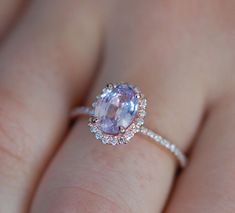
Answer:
[[94, 83, 139, 135]]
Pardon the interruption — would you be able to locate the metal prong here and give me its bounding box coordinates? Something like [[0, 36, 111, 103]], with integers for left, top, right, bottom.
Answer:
[[89, 117, 98, 123], [119, 126, 126, 134], [92, 102, 97, 108], [106, 83, 114, 90]]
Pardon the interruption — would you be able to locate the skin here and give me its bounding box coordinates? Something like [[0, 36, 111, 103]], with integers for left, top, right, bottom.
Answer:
[[0, 0, 235, 212]]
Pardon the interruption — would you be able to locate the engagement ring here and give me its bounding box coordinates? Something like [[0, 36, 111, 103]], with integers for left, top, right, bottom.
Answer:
[[71, 83, 187, 168]]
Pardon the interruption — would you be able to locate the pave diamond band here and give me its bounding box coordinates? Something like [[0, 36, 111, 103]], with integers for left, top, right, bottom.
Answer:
[[71, 83, 187, 168], [140, 127, 187, 168]]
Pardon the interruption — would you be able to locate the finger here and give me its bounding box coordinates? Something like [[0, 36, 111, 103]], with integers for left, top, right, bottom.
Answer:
[[166, 98, 235, 212], [0, 0, 102, 212], [163, 1, 235, 211], [31, 1, 209, 212], [0, 0, 25, 39]]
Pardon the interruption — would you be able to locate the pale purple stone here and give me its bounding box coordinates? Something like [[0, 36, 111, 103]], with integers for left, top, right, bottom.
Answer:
[[94, 84, 138, 135]]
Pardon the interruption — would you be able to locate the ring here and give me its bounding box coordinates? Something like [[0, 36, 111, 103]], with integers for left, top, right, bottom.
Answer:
[[71, 83, 187, 168]]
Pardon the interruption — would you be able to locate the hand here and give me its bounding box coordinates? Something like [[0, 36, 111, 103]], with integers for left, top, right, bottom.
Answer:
[[0, 0, 235, 212]]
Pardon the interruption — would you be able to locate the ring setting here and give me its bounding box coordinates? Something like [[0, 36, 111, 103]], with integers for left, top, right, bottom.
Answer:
[[72, 82, 187, 168], [89, 83, 146, 145]]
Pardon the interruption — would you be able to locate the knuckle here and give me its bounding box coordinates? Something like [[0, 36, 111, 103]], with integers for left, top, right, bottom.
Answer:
[[0, 120, 32, 179], [0, 91, 34, 179]]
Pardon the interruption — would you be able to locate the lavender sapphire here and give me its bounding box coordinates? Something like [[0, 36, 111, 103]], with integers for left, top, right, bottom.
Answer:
[[94, 83, 139, 135]]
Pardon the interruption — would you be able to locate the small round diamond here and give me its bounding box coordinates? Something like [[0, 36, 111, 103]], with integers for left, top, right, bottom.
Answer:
[[90, 126, 98, 133], [95, 132, 103, 140], [138, 110, 146, 117], [118, 137, 127, 144], [140, 99, 147, 108], [110, 137, 118, 145], [136, 118, 144, 127]]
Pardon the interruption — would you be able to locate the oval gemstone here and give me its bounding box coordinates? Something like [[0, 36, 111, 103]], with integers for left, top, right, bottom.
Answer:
[[94, 83, 138, 135]]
